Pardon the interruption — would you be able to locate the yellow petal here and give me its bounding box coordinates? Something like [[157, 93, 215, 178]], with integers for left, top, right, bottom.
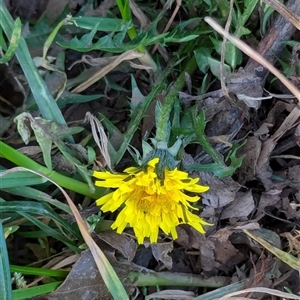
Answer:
[[93, 155, 211, 244]]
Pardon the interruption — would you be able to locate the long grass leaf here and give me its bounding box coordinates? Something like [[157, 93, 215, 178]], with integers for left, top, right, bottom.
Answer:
[[0, 170, 46, 188], [10, 265, 68, 278], [0, 201, 81, 241], [2, 186, 71, 214], [18, 212, 79, 252], [12, 281, 62, 300], [0, 221, 12, 300]]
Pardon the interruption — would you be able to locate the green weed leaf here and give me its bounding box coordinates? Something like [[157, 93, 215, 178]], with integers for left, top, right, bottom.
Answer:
[[59, 21, 199, 53], [0, 221, 12, 300], [194, 47, 231, 80], [240, 0, 260, 28], [12, 281, 62, 299], [182, 110, 245, 178], [210, 38, 242, 69]]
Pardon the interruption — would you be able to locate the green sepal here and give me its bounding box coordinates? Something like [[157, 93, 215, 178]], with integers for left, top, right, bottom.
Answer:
[[141, 140, 154, 160], [127, 145, 143, 166], [167, 139, 182, 157], [142, 149, 178, 179]]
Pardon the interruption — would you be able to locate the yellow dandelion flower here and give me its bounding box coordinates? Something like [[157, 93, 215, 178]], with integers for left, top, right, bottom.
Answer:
[[93, 157, 211, 244]]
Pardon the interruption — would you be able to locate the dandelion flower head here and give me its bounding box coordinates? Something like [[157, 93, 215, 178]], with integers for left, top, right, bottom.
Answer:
[[93, 157, 210, 244]]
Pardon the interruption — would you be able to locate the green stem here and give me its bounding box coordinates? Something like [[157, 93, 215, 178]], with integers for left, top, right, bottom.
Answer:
[[0, 141, 103, 199], [129, 271, 230, 288], [156, 55, 198, 142], [116, 0, 145, 52], [115, 0, 157, 70]]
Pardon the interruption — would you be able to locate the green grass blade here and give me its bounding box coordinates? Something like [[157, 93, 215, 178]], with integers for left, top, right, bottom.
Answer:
[[2, 186, 72, 214], [18, 212, 79, 252], [0, 221, 13, 300], [0, 170, 47, 188], [18, 230, 56, 239], [10, 265, 68, 278], [12, 281, 62, 300], [0, 201, 81, 241]]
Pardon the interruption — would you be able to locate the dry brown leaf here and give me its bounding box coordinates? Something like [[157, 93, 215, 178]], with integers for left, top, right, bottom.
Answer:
[[72, 50, 145, 93], [237, 136, 261, 184], [221, 191, 255, 220], [145, 290, 195, 300], [295, 123, 300, 147], [282, 197, 300, 219], [199, 240, 220, 273], [45, 0, 83, 23], [199, 171, 240, 209], [199, 237, 245, 275], [176, 226, 208, 250], [34, 250, 137, 300], [262, 0, 300, 31], [219, 287, 300, 300], [97, 231, 137, 262], [254, 191, 281, 219], [85, 0, 115, 17], [256, 105, 300, 190], [280, 231, 300, 255], [151, 242, 174, 270], [213, 240, 240, 265], [129, 0, 152, 30], [28, 254, 80, 287], [84, 112, 112, 170], [287, 165, 300, 184], [211, 222, 260, 243], [263, 101, 295, 126], [205, 17, 300, 102]]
